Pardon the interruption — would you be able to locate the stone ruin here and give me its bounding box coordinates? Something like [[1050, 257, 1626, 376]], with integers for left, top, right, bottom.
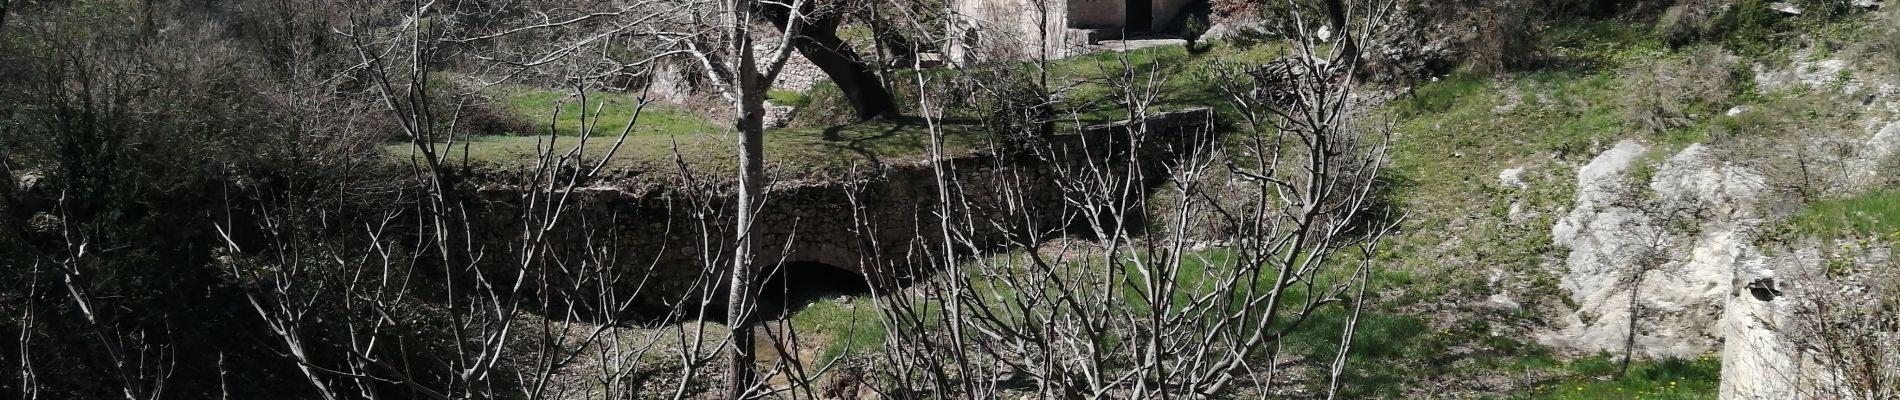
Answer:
[[948, 0, 1203, 62]]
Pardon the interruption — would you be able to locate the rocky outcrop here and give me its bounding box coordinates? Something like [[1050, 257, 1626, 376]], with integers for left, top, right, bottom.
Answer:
[[1544, 140, 1767, 359], [1716, 243, 1818, 400], [1545, 133, 1899, 399]]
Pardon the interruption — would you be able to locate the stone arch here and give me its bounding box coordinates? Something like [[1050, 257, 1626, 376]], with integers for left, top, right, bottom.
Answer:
[[755, 261, 873, 320]]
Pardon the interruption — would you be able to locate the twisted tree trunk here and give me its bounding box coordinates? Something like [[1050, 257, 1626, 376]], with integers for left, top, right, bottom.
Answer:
[[766, 11, 897, 120]]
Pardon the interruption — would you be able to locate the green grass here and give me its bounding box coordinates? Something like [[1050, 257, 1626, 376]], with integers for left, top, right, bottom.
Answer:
[[788, 296, 887, 366], [765, 38, 1758, 388], [494, 85, 724, 137], [399, 116, 990, 181], [432, 42, 1279, 178], [1520, 354, 1721, 400], [1047, 43, 1281, 126], [1379, 67, 1611, 297], [1537, 19, 1677, 71], [1785, 189, 1900, 238], [1338, 21, 1750, 397], [767, 89, 809, 108]]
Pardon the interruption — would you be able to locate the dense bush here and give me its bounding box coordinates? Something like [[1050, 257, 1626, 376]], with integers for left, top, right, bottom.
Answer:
[[0, 3, 398, 398]]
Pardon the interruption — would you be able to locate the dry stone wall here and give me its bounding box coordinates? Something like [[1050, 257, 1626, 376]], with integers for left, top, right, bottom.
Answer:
[[467, 108, 1215, 321]]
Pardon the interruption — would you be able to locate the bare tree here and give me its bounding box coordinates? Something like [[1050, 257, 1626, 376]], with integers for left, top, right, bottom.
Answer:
[[200, 2, 708, 399], [1773, 246, 1900, 399], [1616, 196, 1707, 376], [831, 0, 1404, 398], [455, 0, 824, 396]]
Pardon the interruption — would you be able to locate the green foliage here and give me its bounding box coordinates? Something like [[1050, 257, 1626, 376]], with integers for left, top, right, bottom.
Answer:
[[1711, 0, 1784, 57], [786, 81, 856, 128], [1395, 72, 1488, 118], [1544, 20, 1670, 68], [1708, 0, 1871, 58], [1184, 15, 1208, 46]]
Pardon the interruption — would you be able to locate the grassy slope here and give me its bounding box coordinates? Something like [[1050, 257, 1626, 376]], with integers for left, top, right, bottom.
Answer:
[[1785, 189, 1900, 238], [421, 117, 988, 180], [413, 44, 1283, 182], [444, 12, 1893, 396], [1350, 11, 1900, 398], [775, 20, 1806, 398], [494, 86, 725, 137]]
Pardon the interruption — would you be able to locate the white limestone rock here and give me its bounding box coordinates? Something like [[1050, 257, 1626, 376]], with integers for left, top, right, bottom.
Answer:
[[1498, 167, 1528, 189], [1542, 141, 1766, 360]]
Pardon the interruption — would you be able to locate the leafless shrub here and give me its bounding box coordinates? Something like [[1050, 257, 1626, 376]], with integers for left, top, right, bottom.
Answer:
[[1620, 46, 1738, 135], [841, 1, 1404, 398], [1865, 4, 1900, 76], [1714, 92, 1862, 204], [0, 3, 369, 397], [1657, 0, 1732, 46], [946, 64, 1053, 152], [1775, 248, 1900, 399], [1463, 0, 1544, 75]]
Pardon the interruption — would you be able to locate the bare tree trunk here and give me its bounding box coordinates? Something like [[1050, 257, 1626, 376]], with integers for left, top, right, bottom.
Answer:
[[768, 14, 898, 120], [726, 4, 768, 398]]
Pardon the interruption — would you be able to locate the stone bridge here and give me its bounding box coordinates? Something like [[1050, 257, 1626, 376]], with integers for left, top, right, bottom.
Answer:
[[467, 108, 1215, 321]]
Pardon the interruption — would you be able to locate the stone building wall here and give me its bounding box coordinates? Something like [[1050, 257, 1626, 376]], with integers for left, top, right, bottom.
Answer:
[[948, 0, 1204, 63], [1065, 0, 1124, 28], [951, 0, 1079, 62]]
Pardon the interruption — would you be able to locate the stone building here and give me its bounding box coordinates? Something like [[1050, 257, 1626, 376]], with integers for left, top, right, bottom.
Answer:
[[949, 0, 1200, 62]]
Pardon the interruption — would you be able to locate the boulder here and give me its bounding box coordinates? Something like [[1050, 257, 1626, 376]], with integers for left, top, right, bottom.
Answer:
[[1543, 141, 1765, 360]]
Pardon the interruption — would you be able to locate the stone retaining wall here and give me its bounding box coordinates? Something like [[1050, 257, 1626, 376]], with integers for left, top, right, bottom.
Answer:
[[465, 108, 1216, 321]]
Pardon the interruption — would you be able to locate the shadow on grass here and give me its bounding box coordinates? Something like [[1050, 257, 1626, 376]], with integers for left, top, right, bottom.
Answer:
[[812, 116, 985, 165], [1281, 309, 1435, 397]]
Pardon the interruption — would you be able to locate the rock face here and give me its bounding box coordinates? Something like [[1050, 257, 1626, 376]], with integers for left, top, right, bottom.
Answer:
[[1544, 141, 1765, 360], [1851, 121, 1900, 188], [1545, 136, 1900, 399], [1717, 244, 1817, 400]]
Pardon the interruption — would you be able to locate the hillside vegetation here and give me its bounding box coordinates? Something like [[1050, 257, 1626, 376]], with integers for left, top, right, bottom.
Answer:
[[2, 0, 1896, 399]]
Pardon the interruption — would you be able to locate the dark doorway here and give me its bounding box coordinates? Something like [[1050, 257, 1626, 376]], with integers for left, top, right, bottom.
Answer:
[[1127, 0, 1153, 33], [755, 261, 873, 320], [634, 262, 873, 326]]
